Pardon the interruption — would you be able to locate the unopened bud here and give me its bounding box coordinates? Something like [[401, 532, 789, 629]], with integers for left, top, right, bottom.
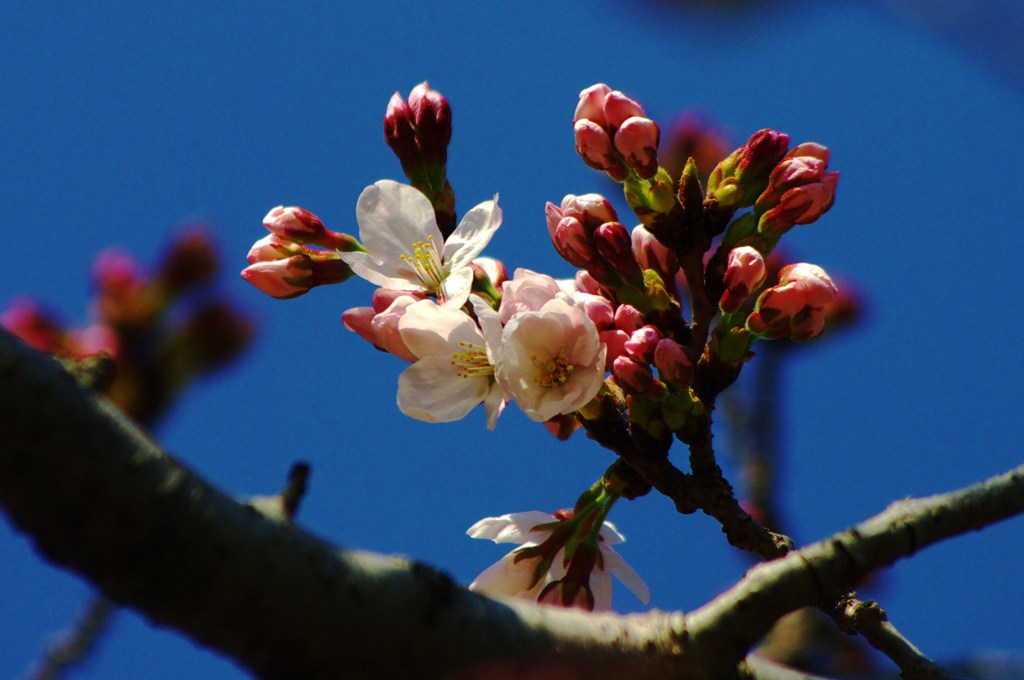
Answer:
[[263, 206, 359, 251], [720, 246, 767, 313], [624, 325, 662, 363], [574, 119, 627, 180], [614, 117, 660, 179], [157, 228, 219, 294], [653, 338, 693, 385], [594, 222, 643, 287], [746, 262, 837, 340], [758, 172, 838, 236]]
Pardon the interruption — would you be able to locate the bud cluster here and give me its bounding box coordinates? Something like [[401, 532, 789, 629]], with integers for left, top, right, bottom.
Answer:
[[574, 84, 660, 181], [3, 228, 253, 424]]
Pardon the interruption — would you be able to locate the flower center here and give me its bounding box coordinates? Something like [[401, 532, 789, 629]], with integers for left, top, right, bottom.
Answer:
[[532, 346, 575, 388], [399, 235, 446, 293], [450, 341, 494, 379]]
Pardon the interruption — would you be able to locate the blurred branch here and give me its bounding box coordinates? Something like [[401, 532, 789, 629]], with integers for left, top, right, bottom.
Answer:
[[0, 326, 1019, 679], [23, 597, 114, 680]]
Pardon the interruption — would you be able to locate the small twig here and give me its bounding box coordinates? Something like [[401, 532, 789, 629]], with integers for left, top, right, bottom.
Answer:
[[24, 595, 115, 680], [280, 462, 311, 521]]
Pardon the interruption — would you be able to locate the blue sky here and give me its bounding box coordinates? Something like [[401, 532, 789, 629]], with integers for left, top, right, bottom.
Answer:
[[2, 2, 1023, 677]]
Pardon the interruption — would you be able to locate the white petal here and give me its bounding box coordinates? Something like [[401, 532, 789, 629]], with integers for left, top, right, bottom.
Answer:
[[483, 382, 506, 431], [469, 296, 504, 356], [398, 300, 484, 359], [397, 357, 488, 423], [589, 567, 614, 611], [438, 267, 474, 308], [356, 180, 441, 261], [442, 196, 502, 270], [466, 511, 556, 543], [469, 551, 545, 599], [338, 251, 424, 291], [601, 545, 650, 604], [597, 520, 626, 545]]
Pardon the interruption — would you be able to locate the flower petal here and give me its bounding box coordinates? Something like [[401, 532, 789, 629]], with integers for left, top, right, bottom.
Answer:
[[469, 550, 545, 599], [397, 356, 489, 423], [601, 544, 650, 604], [398, 299, 485, 359], [467, 511, 556, 544], [589, 567, 614, 611], [442, 196, 502, 271]]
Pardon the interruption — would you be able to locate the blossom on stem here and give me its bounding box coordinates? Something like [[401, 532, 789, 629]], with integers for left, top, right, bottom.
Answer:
[[496, 297, 606, 422], [396, 297, 505, 429], [467, 511, 649, 611], [755, 143, 839, 236], [746, 263, 838, 340], [340, 180, 501, 308]]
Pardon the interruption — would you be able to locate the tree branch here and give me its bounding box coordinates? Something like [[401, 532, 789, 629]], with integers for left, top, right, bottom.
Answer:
[[0, 327, 1019, 679]]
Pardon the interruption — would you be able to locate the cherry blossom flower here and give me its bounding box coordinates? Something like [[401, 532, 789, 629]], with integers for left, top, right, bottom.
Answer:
[[340, 180, 501, 307], [496, 297, 606, 422], [467, 511, 649, 611], [396, 297, 505, 429]]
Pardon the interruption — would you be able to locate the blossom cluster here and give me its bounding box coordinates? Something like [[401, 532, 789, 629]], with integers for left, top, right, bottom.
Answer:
[[242, 82, 843, 612]]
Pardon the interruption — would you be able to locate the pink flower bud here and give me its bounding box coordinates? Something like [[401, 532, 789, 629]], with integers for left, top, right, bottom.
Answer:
[[614, 117, 660, 179], [612, 356, 665, 398], [593, 222, 643, 285], [601, 90, 646, 129], [653, 338, 693, 385], [624, 325, 662, 363], [720, 246, 767, 313], [574, 271, 602, 296], [574, 119, 628, 180], [746, 263, 837, 340], [574, 83, 613, 126], [553, 217, 599, 269], [736, 129, 790, 183], [631, 225, 679, 291], [246, 233, 296, 264], [407, 81, 452, 168], [157, 227, 219, 294], [613, 304, 645, 333], [600, 329, 630, 363], [93, 249, 142, 297], [573, 292, 615, 329], [262, 206, 358, 252], [499, 269, 562, 323], [342, 294, 421, 362], [240, 255, 314, 300]]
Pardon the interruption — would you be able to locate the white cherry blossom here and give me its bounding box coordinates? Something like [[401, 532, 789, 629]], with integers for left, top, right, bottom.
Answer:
[[396, 297, 505, 429], [341, 180, 501, 307], [467, 511, 649, 611], [496, 297, 606, 422]]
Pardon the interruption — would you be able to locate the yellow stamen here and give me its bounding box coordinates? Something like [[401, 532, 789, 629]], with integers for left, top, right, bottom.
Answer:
[[450, 340, 494, 379], [398, 234, 446, 292], [532, 346, 575, 388]]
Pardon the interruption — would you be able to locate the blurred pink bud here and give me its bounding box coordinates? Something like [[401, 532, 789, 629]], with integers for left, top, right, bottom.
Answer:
[[746, 263, 837, 340], [0, 298, 65, 353], [157, 227, 219, 294], [593, 222, 643, 285], [613, 304, 644, 333], [614, 117, 660, 179], [69, 324, 120, 359], [93, 249, 142, 296], [653, 338, 693, 385], [720, 246, 767, 313], [624, 325, 662, 363]]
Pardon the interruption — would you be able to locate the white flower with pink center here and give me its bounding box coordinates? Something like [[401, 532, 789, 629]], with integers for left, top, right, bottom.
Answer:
[[341, 180, 501, 307], [496, 297, 606, 422], [466, 511, 649, 611], [396, 297, 505, 429]]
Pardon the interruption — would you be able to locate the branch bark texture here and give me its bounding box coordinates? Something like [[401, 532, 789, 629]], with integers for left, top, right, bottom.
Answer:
[[1, 328, 1020, 679]]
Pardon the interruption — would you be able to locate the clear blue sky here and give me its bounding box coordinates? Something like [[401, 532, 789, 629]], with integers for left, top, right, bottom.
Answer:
[[2, 2, 1023, 677]]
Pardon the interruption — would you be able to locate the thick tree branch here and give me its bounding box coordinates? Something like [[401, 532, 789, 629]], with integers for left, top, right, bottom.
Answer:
[[0, 327, 1019, 679]]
